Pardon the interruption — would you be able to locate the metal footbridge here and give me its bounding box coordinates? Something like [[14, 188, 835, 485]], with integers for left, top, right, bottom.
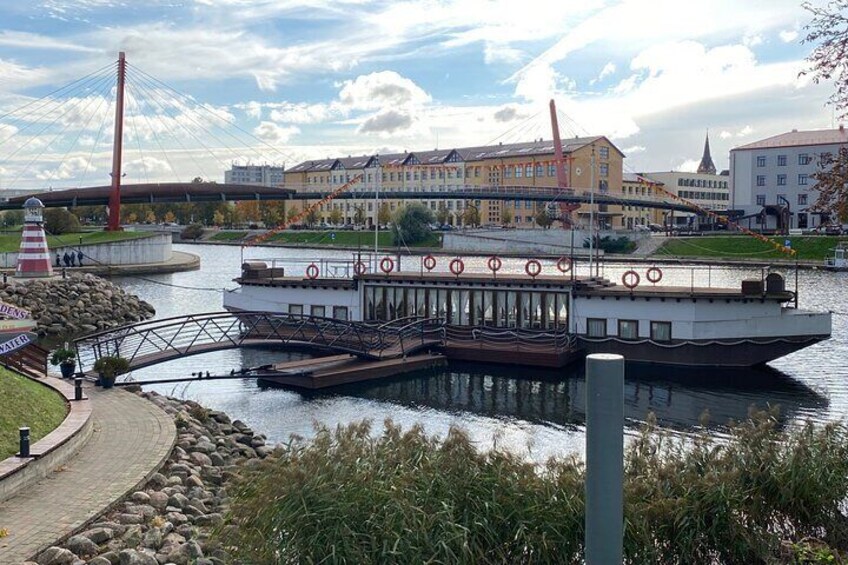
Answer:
[[73, 312, 445, 376]]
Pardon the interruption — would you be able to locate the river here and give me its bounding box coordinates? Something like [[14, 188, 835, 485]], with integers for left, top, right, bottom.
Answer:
[[109, 243, 847, 462]]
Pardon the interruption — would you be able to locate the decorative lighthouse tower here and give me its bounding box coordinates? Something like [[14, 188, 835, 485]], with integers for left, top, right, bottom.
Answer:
[[15, 197, 53, 278]]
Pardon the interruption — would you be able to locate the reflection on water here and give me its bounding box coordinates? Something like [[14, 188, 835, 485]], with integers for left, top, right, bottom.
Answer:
[[110, 244, 847, 461]]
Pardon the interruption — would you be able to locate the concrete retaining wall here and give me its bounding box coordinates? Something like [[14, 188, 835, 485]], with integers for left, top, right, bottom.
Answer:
[[0, 233, 172, 268], [442, 229, 647, 256]]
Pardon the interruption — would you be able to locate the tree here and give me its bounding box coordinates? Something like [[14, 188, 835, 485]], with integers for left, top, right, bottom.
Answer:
[[535, 208, 553, 230], [353, 204, 366, 227], [501, 206, 514, 226], [378, 202, 392, 227], [163, 211, 176, 224], [329, 208, 343, 226], [803, 2, 848, 219], [436, 203, 451, 225], [44, 208, 81, 235], [461, 204, 481, 228], [392, 203, 434, 245], [305, 207, 320, 228], [145, 210, 157, 224], [212, 210, 225, 226], [1, 210, 24, 228]]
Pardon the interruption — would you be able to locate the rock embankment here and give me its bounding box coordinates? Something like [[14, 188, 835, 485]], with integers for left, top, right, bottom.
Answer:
[[1, 274, 155, 337], [34, 392, 277, 565]]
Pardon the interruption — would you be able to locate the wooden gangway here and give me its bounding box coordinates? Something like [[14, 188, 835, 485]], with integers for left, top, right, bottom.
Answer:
[[73, 312, 445, 376]]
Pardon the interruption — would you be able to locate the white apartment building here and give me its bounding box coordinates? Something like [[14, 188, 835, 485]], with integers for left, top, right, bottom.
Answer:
[[730, 127, 848, 231], [224, 164, 285, 187], [641, 171, 730, 228]]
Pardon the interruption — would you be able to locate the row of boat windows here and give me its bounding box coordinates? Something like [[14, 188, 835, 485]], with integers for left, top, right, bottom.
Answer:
[[364, 286, 569, 328], [587, 318, 672, 341], [287, 304, 349, 321]]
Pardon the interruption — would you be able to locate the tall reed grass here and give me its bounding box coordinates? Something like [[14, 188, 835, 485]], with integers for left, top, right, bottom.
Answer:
[[219, 410, 848, 564]]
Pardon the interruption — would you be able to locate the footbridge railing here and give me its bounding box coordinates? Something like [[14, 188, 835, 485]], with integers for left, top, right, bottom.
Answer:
[[73, 312, 446, 375]]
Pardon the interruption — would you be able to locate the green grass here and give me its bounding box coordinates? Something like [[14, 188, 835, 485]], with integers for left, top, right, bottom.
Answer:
[[0, 230, 153, 253], [657, 235, 848, 261], [262, 230, 442, 248], [0, 368, 67, 459], [210, 231, 248, 241]]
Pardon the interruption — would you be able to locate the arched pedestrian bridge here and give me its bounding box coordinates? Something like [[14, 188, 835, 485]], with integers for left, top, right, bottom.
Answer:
[[73, 312, 445, 376]]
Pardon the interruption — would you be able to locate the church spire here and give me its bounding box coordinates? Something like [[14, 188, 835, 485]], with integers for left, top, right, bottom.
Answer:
[[697, 131, 716, 175]]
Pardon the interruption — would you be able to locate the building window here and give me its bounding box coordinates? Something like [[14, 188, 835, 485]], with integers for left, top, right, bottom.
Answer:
[[756, 175, 766, 186], [525, 164, 533, 177], [777, 174, 786, 186], [599, 163, 609, 177], [618, 319, 639, 340], [756, 156, 766, 167], [548, 164, 556, 177], [310, 305, 325, 318], [599, 146, 609, 159], [798, 173, 809, 186], [587, 318, 607, 337], [798, 194, 808, 205], [799, 153, 811, 165], [332, 306, 348, 320], [515, 166, 523, 178], [777, 155, 787, 166], [288, 304, 303, 316], [650, 321, 672, 342], [504, 166, 513, 178], [535, 164, 544, 177], [756, 194, 766, 206]]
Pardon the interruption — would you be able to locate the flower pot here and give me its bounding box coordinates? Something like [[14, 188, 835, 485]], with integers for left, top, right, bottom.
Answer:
[[60, 362, 76, 379], [101, 375, 116, 389]]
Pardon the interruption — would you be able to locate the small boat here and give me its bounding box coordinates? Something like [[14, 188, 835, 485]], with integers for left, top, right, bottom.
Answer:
[[824, 245, 848, 271]]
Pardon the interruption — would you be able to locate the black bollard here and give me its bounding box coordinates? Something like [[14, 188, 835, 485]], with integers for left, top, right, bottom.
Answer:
[[74, 378, 83, 401], [19, 426, 30, 458], [2, 272, 6, 284], [62, 268, 66, 279]]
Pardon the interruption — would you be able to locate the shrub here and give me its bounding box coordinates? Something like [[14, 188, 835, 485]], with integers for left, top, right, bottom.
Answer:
[[392, 204, 434, 245], [181, 223, 204, 240], [218, 411, 848, 564], [92, 355, 130, 378], [43, 208, 81, 235], [49, 348, 75, 366], [583, 235, 636, 254]]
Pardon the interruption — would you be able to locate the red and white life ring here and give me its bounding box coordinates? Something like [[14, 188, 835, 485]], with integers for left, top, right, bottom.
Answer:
[[306, 263, 319, 279], [622, 270, 640, 289], [646, 266, 663, 284], [380, 257, 394, 274], [525, 259, 542, 277], [354, 261, 367, 276], [487, 255, 502, 273], [449, 258, 465, 276], [556, 256, 572, 273], [423, 254, 436, 271]]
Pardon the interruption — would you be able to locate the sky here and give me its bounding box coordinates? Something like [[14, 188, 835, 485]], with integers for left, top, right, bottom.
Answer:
[[0, 0, 838, 190]]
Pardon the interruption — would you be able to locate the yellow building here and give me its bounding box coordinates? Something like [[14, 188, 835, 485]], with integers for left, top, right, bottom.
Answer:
[[282, 137, 625, 229], [619, 173, 665, 229]]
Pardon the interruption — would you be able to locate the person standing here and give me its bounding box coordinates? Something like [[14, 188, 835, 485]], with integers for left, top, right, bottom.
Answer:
[[77, 250, 84, 267], [69, 252, 76, 267], [62, 252, 70, 267], [55, 251, 61, 267]]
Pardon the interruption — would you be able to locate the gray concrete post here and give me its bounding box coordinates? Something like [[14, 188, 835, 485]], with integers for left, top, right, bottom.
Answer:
[[585, 353, 624, 564]]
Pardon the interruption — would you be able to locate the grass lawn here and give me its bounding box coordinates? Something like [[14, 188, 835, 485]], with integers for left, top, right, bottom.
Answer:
[[0, 230, 153, 253], [262, 230, 442, 248], [210, 231, 248, 241], [0, 368, 67, 459], [657, 235, 848, 261]]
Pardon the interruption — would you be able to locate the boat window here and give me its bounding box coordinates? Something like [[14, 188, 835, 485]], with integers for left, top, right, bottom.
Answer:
[[365, 287, 375, 320], [375, 288, 386, 320], [618, 320, 639, 340], [458, 290, 470, 325], [530, 292, 542, 328], [311, 305, 325, 318], [471, 290, 484, 325], [506, 292, 517, 327], [289, 304, 303, 317], [544, 293, 556, 328], [449, 290, 461, 324], [587, 318, 606, 337], [556, 294, 569, 329], [387, 287, 397, 319], [333, 306, 348, 321], [650, 321, 672, 342], [415, 288, 426, 317], [520, 292, 531, 328]]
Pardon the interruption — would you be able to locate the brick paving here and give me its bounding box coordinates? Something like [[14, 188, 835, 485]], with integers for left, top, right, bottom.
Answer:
[[0, 385, 176, 563]]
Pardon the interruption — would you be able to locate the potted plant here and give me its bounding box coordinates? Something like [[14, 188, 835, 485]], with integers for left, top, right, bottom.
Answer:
[[92, 355, 130, 389], [50, 348, 77, 379]]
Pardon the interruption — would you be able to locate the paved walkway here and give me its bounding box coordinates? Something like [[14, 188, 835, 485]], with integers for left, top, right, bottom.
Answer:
[[0, 386, 175, 564]]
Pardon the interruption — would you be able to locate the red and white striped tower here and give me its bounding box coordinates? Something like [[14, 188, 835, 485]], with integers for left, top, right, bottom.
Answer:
[[15, 197, 53, 278]]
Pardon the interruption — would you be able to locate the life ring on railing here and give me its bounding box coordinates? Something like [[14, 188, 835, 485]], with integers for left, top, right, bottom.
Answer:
[[449, 258, 465, 276], [525, 259, 542, 278], [556, 256, 572, 273], [380, 257, 394, 274], [306, 263, 319, 279], [622, 270, 640, 289], [354, 261, 367, 276], [423, 254, 436, 271], [646, 266, 663, 284], [487, 255, 502, 273]]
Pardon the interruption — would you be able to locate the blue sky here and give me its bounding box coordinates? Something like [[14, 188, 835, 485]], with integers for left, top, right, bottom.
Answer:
[[0, 0, 837, 189]]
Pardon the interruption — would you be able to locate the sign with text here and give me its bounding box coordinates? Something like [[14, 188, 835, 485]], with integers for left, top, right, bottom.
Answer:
[[0, 300, 36, 356]]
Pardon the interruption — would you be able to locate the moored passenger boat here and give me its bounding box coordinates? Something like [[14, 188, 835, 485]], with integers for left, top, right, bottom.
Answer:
[[223, 254, 831, 368]]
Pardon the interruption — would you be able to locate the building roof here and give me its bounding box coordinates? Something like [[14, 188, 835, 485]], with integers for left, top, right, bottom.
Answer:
[[286, 136, 622, 173], [697, 132, 717, 174], [732, 127, 848, 151], [622, 173, 661, 185]]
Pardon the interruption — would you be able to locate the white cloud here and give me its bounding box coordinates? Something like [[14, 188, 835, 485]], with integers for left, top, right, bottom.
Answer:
[[36, 156, 94, 180], [124, 156, 172, 176], [253, 121, 300, 143], [590, 61, 616, 85], [358, 109, 414, 135], [269, 102, 335, 124], [514, 63, 576, 104], [779, 29, 799, 43], [338, 71, 431, 111], [484, 43, 525, 65], [623, 145, 645, 154], [0, 31, 99, 52], [677, 158, 700, 172]]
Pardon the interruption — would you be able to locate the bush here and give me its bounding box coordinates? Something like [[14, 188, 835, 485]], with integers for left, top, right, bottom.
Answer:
[[49, 348, 75, 366], [92, 355, 130, 378], [43, 208, 81, 235], [180, 223, 204, 240], [392, 204, 434, 245], [219, 411, 848, 564], [583, 235, 636, 254]]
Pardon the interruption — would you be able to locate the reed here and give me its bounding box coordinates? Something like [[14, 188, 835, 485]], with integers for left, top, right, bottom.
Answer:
[[218, 411, 848, 564]]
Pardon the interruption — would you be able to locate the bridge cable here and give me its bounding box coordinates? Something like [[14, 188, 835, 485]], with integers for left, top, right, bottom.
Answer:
[[123, 82, 183, 183], [78, 88, 117, 189], [126, 86, 151, 185]]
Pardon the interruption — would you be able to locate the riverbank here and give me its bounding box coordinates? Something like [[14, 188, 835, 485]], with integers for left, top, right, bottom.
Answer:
[[0, 368, 66, 459], [33, 390, 277, 565]]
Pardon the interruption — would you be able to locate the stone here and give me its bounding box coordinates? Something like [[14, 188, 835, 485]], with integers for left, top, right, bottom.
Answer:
[[121, 524, 143, 547], [255, 445, 275, 458], [165, 511, 189, 525], [65, 534, 99, 557], [185, 474, 204, 488], [81, 527, 114, 544], [116, 513, 145, 525], [168, 492, 190, 509], [148, 491, 169, 510], [189, 451, 212, 467], [130, 491, 150, 504], [142, 527, 163, 550], [207, 452, 225, 467], [89, 558, 113, 565], [97, 551, 121, 565], [166, 540, 204, 565], [193, 513, 224, 527], [37, 547, 76, 565], [146, 473, 168, 489], [117, 549, 158, 565]]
